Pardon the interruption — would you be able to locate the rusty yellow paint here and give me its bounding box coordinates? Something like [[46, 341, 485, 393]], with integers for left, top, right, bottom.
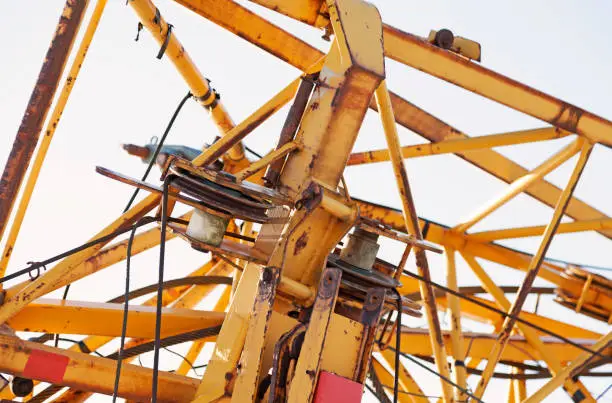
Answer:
[[235, 141, 300, 182], [0, 335, 199, 402], [191, 76, 302, 168], [444, 248, 467, 401], [470, 216, 612, 241], [524, 332, 612, 403], [347, 127, 570, 165], [381, 26, 612, 147], [319, 313, 364, 380], [193, 263, 261, 402], [4, 0, 609, 400], [0, 193, 161, 324], [473, 141, 593, 399], [249, 0, 328, 28], [393, 328, 605, 364], [356, 200, 612, 318], [375, 79, 453, 402], [8, 299, 225, 338], [172, 0, 612, 241], [379, 349, 428, 403], [232, 267, 280, 402], [127, 0, 238, 157], [461, 253, 595, 401], [436, 295, 603, 342], [453, 138, 584, 233], [177, 286, 232, 377], [38, 259, 219, 403], [0, 0, 109, 281], [173, 261, 233, 309], [287, 268, 341, 403]]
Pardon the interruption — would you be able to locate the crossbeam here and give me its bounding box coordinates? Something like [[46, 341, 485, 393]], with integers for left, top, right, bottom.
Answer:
[[0, 335, 198, 402], [180, 0, 612, 240], [394, 328, 605, 364], [382, 26, 612, 147], [7, 299, 225, 338], [470, 217, 612, 241], [347, 127, 569, 165]]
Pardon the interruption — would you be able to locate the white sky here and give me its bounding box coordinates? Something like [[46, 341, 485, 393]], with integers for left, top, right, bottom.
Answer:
[[0, 0, 611, 401]]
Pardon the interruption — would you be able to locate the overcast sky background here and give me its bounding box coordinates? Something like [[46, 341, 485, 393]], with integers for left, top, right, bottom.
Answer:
[[0, 0, 611, 401]]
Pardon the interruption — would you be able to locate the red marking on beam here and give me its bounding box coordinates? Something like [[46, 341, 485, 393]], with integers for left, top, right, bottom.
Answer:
[[23, 349, 69, 384], [314, 371, 363, 403]]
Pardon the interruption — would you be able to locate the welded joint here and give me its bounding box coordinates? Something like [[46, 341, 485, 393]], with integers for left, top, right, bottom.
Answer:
[[297, 181, 358, 222], [194, 78, 221, 109]]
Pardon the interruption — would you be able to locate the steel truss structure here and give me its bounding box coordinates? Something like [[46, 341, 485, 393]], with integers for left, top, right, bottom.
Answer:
[[0, 0, 610, 402]]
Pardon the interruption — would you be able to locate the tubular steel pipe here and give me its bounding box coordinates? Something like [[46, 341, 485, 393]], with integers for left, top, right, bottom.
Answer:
[[127, 0, 243, 159], [473, 140, 594, 399], [264, 75, 315, 186], [453, 138, 583, 233], [374, 80, 454, 403], [0, 0, 89, 245], [460, 253, 596, 401], [524, 332, 612, 403], [171, 0, 612, 242], [382, 26, 612, 147], [0, 0, 108, 280], [445, 248, 468, 401]]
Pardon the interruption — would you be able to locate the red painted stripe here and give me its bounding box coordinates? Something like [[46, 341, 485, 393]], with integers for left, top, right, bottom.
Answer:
[[314, 371, 363, 403], [23, 349, 69, 384]]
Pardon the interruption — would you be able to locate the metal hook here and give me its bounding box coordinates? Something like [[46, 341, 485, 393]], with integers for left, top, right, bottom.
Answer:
[[26, 261, 44, 280]]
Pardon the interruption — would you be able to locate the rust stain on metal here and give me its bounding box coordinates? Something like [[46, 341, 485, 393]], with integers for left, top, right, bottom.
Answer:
[[0, 0, 88, 240], [552, 103, 584, 134], [294, 231, 309, 255], [265, 76, 314, 186], [207, 108, 276, 164]]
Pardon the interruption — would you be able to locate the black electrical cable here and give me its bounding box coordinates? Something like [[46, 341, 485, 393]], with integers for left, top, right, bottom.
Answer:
[[368, 363, 392, 403], [151, 176, 172, 403], [364, 383, 381, 402], [123, 91, 192, 213], [391, 288, 401, 403], [106, 325, 222, 361], [410, 354, 612, 380], [379, 385, 446, 400], [30, 275, 232, 346], [0, 214, 191, 290], [244, 144, 263, 159], [213, 253, 246, 272], [402, 269, 606, 359], [508, 341, 545, 371], [597, 383, 612, 400], [0, 216, 158, 285], [163, 346, 198, 375], [112, 216, 149, 402], [390, 348, 485, 403], [52, 337, 104, 357], [106, 275, 232, 303]]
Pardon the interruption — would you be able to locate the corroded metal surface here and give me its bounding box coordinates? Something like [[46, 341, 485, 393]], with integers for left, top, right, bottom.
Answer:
[[0, 0, 88, 242]]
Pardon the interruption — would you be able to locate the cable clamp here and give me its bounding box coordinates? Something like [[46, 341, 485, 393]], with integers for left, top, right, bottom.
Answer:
[[77, 340, 92, 354], [26, 262, 46, 281], [135, 22, 143, 42], [157, 23, 173, 59], [195, 78, 220, 109]]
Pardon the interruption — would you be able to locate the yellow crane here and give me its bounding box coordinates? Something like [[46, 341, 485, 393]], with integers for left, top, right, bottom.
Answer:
[[0, 1, 609, 402]]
